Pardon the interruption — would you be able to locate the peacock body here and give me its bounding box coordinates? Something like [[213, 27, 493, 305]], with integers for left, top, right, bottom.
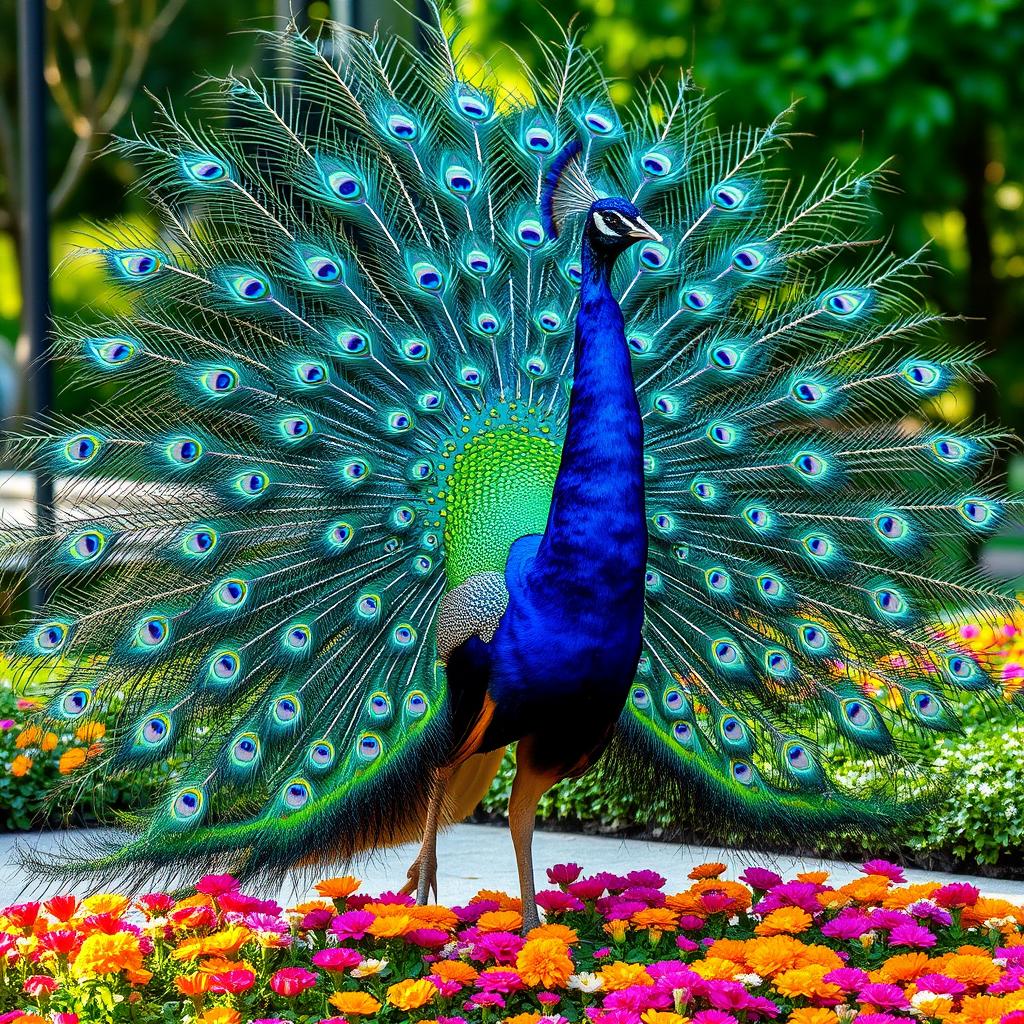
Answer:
[[3, 5, 1021, 922]]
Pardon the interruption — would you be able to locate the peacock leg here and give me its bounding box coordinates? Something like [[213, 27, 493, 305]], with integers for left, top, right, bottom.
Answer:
[[400, 767, 449, 904], [508, 738, 559, 933]]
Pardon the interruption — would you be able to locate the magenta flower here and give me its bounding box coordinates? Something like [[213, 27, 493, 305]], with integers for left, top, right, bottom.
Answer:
[[330, 909, 375, 941], [0, 720, 14, 730], [569, 877, 608, 901], [915, 974, 966, 996], [24, 975, 59, 996], [301, 908, 335, 930], [598, 898, 648, 920], [933, 882, 980, 908], [591, 871, 630, 893], [857, 983, 909, 1009], [853, 1015, 905, 1024], [195, 873, 240, 897], [466, 992, 505, 1010], [692, 1011, 738, 1024], [706, 981, 754, 1011], [269, 967, 318, 997], [312, 947, 363, 972], [625, 869, 666, 889], [740, 867, 782, 890], [754, 881, 821, 914], [603, 985, 673, 1012], [587, 1011, 641, 1024], [678, 914, 705, 931], [821, 913, 873, 940], [998, 948, 1024, 961], [824, 968, 870, 992], [477, 969, 525, 994], [676, 935, 699, 952], [888, 922, 936, 948], [471, 930, 525, 964], [861, 859, 906, 883], [208, 969, 256, 994], [454, 900, 500, 924], [405, 927, 451, 948], [374, 890, 415, 906], [219, 891, 281, 916], [908, 901, 952, 926], [428, 976, 464, 998], [744, 996, 781, 1019], [536, 890, 586, 914], [538, 992, 561, 1006], [547, 863, 583, 886]]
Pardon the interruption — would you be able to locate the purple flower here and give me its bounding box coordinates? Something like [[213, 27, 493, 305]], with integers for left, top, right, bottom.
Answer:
[[740, 867, 783, 891], [858, 983, 909, 1009], [867, 909, 913, 931], [0, 720, 14, 731], [754, 881, 821, 914], [861, 859, 906, 883], [888, 922, 936, 948], [620, 886, 666, 907], [453, 900, 499, 924], [1000, 948, 1024, 961], [597, 898, 648, 920], [908, 901, 952, 926], [330, 909, 375, 941], [590, 871, 630, 893]]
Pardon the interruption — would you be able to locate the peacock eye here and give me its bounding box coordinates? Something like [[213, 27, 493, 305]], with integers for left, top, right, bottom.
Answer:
[[873, 588, 906, 615], [800, 623, 829, 651], [305, 255, 342, 283], [137, 615, 170, 648], [792, 451, 827, 479], [209, 651, 240, 682], [912, 691, 939, 718], [711, 182, 746, 209], [517, 220, 545, 248], [640, 150, 672, 176], [713, 640, 740, 665], [172, 788, 203, 819], [310, 741, 334, 767], [327, 522, 354, 550], [822, 289, 868, 316], [142, 716, 170, 744], [216, 578, 247, 607], [663, 689, 684, 712], [445, 165, 475, 195], [901, 360, 943, 390], [673, 721, 693, 745], [402, 338, 430, 361], [70, 530, 105, 561], [456, 92, 490, 120], [387, 410, 413, 433], [184, 156, 227, 182], [61, 688, 90, 716], [337, 330, 370, 357], [280, 416, 312, 440], [284, 624, 311, 651], [705, 568, 730, 592], [732, 246, 765, 272], [295, 361, 328, 385], [766, 650, 791, 676], [356, 593, 380, 618], [710, 345, 742, 370], [235, 471, 269, 496], [35, 622, 68, 652], [369, 692, 391, 717], [167, 438, 202, 465], [65, 433, 101, 464], [357, 733, 382, 761], [732, 760, 753, 785], [639, 243, 669, 270], [183, 528, 217, 556], [283, 780, 310, 809], [843, 699, 872, 727], [632, 686, 651, 710], [873, 513, 907, 540], [465, 250, 492, 275], [958, 498, 996, 526], [412, 261, 444, 292], [406, 691, 428, 716], [340, 458, 370, 484], [392, 623, 416, 647], [116, 251, 162, 277], [743, 505, 771, 531], [785, 743, 811, 770], [792, 381, 825, 405], [386, 113, 418, 140], [273, 695, 300, 723], [524, 127, 553, 152], [758, 574, 783, 598], [88, 337, 139, 367], [201, 367, 238, 394], [228, 273, 270, 301], [232, 734, 259, 764], [583, 110, 614, 134], [328, 171, 363, 201], [683, 289, 714, 312]]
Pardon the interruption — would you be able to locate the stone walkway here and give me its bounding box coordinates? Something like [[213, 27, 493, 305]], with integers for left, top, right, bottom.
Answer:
[[0, 824, 1021, 906]]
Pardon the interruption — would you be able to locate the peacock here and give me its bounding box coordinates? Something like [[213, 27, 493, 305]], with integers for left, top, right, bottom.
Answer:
[[3, 4, 1021, 929]]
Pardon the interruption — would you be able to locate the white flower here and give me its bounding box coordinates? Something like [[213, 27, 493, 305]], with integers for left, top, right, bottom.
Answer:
[[568, 972, 604, 993], [736, 973, 763, 987], [351, 957, 389, 978]]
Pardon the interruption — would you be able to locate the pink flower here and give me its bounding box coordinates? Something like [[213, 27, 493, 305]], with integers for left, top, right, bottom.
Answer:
[[888, 922, 936, 948], [269, 967, 319, 997], [374, 891, 415, 906], [316, 1019, 347, 1024], [824, 968, 870, 992], [477, 969, 525, 994], [52, 1015, 78, 1024], [700, 890, 736, 914], [706, 981, 754, 1011], [821, 913, 873, 940], [853, 1015, 904, 1024], [209, 969, 256, 994], [740, 867, 782, 890], [219, 891, 281, 916], [466, 992, 506, 1010], [536, 890, 585, 914], [916, 974, 966, 996], [857, 984, 909, 1009], [312, 947, 363, 972], [933, 882, 980, 908], [302, 908, 335, 930], [676, 936, 699, 952], [908, 901, 952, 926], [621, 886, 666, 907], [253, 1019, 289, 1024], [692, 1012, 738, 1024], [569, 878, 608, 901], [454, 900, 499, 924], [678, 914, 705, 931], [405, 928, 451, 948], [538, 992, 561, 1006], [547, 863, 583, 886], [196, 873, 240, 897], [603, 985, 673, 1013], [625, 870, 666, 889], [861, 859, 906, 883], [0, 720, 14, 730], [428, 976, 464, 998], [471, 930, 524, 964], [331, 909, 376, 941], [136, 892, 174, 915], [24, 975, 59, 997]]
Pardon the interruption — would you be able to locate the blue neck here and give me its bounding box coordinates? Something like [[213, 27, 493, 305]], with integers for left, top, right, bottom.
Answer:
[[530, 235, 648, 606]]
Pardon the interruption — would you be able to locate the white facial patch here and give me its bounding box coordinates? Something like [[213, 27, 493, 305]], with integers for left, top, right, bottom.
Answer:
[[592, 210, 620, 236]]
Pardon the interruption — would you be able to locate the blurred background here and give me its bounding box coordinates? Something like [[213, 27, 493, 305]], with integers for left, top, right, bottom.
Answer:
[[0, 0, 1022, 569]]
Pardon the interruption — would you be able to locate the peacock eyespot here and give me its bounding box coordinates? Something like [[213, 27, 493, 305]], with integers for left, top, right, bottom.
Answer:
[[172, 788, 203, 819], [387, 410, 414, 433], [136, 615, 170, 649], [369, 692, 391, 718], [202, 368, 239, 394], [115, 250, 163, 277], [402, 338, 430, 362], [406, 690, 428, 717], [645, 570, 663, 591], [413, 554, 433, 574], [758, 574, 783, 598], [743, 505, 772, 532], [283, 780, 310, 809], [792, 451, 827, 479], [228, 273, 270, 302], [731, 760, 754, 785], [284, 624, 312, 652], [280, 416, 313, 441], [357, 733, 382, 762], [690, 479, 716, 502], [785, 742, 811, 770], [563, 261, 583, 286], [802, 533, 834, 559], [946, 654, 979, 682], [327, 522, 355, 550], [392, 623, 417, 647], [61, 688, 90, 716], [273, 695, 300, 724], [673, 721, 693, 745], [710, 345, 742, 370], [141, 715, 170, 745], [413, 262, 444, 291], [640, 150, 672, 176], [235, 471, 269, 497], [295, 361, 328, 385], [707, 422, 737, 448], [309, 741, 334, 767], [901, 360, 943, 391], [873, 588, 906, 616], [70, 530, 105, 562], [683, 289, 714, 312], [822, 289, 868, 316], [459, 365, 482, 388], [705, 568, 731, 593], [799, 623, 830, 651], [167, 438, 203, 465], [663, 689, 685, 712], [409, 458, 433, 481], [843, 699, 872, 727], [392, 505, 415, 529], [356, 593, 381, 619], [873, 513, 908, 541], [583, 109, 614, 134], [456, 91, 490, 120], [465, 250, 492, 275], [714, 640, 740, 665], [232, 734, 259, 765], [445, 165, 475, 195], [720, 717, 745, 743], [639, 243, 670, 270], [791, 381, 825, 405], [209, 651, 240, 682], [524, 127, 554, 152], [341, 458, 370, 484], [628, 333, 653, 355], [215, 578, 247, 608], [912, 691, 940, 718], [732, 246, 765, 272], [304, 255, 342, 283], [88, 337, 139, 368], [184, 156, 227, 182], [652, 512, 674, 533], [386, 113, 418, 140], [632, 686, 651, 710], [183, 528, 217, 556], [653, 393, 679, 417], [711, 182, 746, 209], [328, 171, 363, 201], [766, 650, 791, 676], [931, 437, 967, 464], [65, 433, 101, 464], [958, 498, 996, 526], [516, 220, 545, 248]]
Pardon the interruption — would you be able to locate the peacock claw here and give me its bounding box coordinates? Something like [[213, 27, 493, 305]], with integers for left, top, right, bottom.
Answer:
[[399, 853, 438, 905]]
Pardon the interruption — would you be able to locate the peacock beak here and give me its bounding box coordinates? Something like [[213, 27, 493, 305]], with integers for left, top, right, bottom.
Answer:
[[628, 216, 663, 243]]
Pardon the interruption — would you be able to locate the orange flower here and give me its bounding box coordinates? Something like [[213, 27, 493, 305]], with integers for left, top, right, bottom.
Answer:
[[913, 995, 953, 1018], [772, 965, 841, 1001], [329, 991, 382, 1016], [387, 977, 438, 1011], [10, 754, 32, 777], [15, 725, 42, 748], [937, 954, 1001, 988], [600, 960, 654, 991], [75, 721, 106, 742], [667, 880, 752, 915], [691, 957, 743, 981], [72, 931, 145, 978], [315, 875, 361, 899], [409, 904, 459, 931], [81, 894, 129, 918], [744, 935, 808, 977], [504, 1015, 543, 1024], [478, 909, 524, 933], [516, 937, 574, 989], [788, 1009, 840, 1024], [795, 945, 843, 973], [199, 1010, 241, 1024], [527, 922, 578, 944], [431, 960, 479, 984], [689, 861, 727, 880], [475, 890, 522, 911], [796, 871, 830, 885], [957, 993, 1014, 1024], [839, 874, 891, 904], [40, 732, 58, 752], [873, 952, 932, 984], [882, 882, 939, 909], [175, 973, 211, 997], [755, 906, 813, 936], [58, 748, 87, 774], [632, 907, 679, 935], [706, 938, 749, 964], [12, 1016, 46, 1024]]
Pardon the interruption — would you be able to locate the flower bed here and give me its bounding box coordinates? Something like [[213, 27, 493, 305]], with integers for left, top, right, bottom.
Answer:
[[0, 861, 1022, 1024]]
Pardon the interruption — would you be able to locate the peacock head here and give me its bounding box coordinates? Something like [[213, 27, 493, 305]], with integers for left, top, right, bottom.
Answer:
[[541, 141, 661, 260], [585, 197, 662, 256]]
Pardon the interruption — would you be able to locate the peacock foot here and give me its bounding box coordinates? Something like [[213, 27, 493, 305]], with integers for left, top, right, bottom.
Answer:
[[521, 902, 541, 935], [398, 851, 438, 905]]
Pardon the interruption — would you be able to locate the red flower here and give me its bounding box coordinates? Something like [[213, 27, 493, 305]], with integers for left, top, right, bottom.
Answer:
[[269, 967, 319, 997], [136, 893, 174, 916], [39, 929, 81, 956], [933, 883, 980, 909], [209, 969, 256, 994], [24, 975, 59, 997], [170, 905, 217, 930], [195, 874, 240, 897], [44, 895, 77, 922], [3, 902, 41, 929], [546, 863, 583, 887], [312, 947, 363, 972]]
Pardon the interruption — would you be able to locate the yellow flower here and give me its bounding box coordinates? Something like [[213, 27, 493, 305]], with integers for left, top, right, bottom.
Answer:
[[368, 913, 413, 939], [516, 937, 574, 989], [603, 919, 628, 943], [81, 894, 129, 918], [642, 1013, 690, 1024], [772, 965, 841, 1002], [58, 747, 87, 774], [690, 957, 743, 981], [329, 991, 382, 1016], [387, 977, 438, 1010], [755, 906, 813, 936], [315, 875, 361, 899], [600, 960, 654, 992], [10, 754, 32, 777], [72, 931, 145, 978], [788, 1010, 839, 1024], [75, 721, 106, 742], [199, 1011, 241, 1024]]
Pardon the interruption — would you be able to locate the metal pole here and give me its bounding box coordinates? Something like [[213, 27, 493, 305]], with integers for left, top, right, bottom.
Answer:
[[17, 0, 54, 611]]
